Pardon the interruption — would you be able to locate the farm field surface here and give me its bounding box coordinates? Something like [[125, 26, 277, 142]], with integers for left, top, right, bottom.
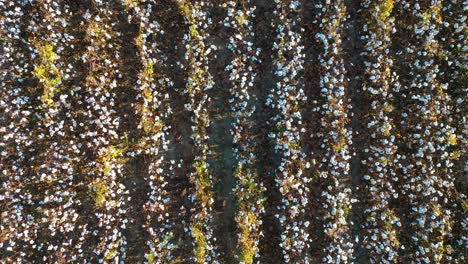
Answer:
[[0, 0, 466, 263]]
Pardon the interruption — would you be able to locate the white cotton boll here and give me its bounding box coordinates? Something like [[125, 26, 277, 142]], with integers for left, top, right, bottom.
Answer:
[[419, 207, 427, 214], [279, 215, 286, 223], [418, 218, 425, 227]]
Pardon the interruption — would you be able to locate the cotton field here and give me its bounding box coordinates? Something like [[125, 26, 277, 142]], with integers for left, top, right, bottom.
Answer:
[[0, 0, 466, 263]]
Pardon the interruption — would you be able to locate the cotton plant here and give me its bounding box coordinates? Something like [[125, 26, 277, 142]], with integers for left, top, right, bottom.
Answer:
[[223, 1, 266, 263], [314, 0, 355, 262], [267, 0, 311, 262], [393, 0, 459, 262], [178, 0, 219, 262], [359, 1, 402, 262]]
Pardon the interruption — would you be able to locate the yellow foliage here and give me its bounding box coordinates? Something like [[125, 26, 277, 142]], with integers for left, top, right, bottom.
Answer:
[[461, 200, 468, 210], [189, 25, 199, 38], [103, 240, 121, 261], [449, 150, 461, 160], [41, 44, 59, 60], [101, 145, 126, 163], [145, 62, 154, 76], [92, 181, 109, 208], [147, 251, 155, 263], [421, 4, 442, 25], [143, 87, 153, 102], [383, 103, 394, 113], [192, 224, 207, 263], [103, 164, 112, 175], [332, 135, 347, 152], [238, 212, 256, 264], [121, 0, 140, 9], [236, 13, 246, 25], [136, 33, 145, 48], [193, 160, 213, 207], [179, 2, 192, 20], [446, 133, 457, 145], [382, 128, 391, 137], [378, 0, 394, 20], [195, 160, 210, 190], [33, 43, 62, 106], [104, 249, 117, 260]]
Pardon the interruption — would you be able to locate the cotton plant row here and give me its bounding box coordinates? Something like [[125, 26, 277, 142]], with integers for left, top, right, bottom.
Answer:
[[80, 4, 130, 262], [360, 0, 402, 262], [441, 2, 468, 171], [266, 0, 311, 262], [0, 1, 84, 262], [223, 1, 266, 263], [440, 0, 468, 259], [394, 0, 458, 262], [314, 0, 354, 262], [127, 1, 179, 261], [442, 0, 468, 151], [26, 1, 83, 262], [178, 0, 218, 262], [0, 0, 41, 261]]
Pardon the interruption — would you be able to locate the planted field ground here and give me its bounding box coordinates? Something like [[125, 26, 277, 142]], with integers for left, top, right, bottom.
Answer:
[[0, 0, 466, 263]]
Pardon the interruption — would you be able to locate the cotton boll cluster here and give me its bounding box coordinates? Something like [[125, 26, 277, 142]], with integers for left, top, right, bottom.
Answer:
[[439, 0, 468, 260], [80, 3, 130, 261], [314, 1, 354, 262], [360, 1, 402, 262], [29, 1, 84, 262], [178, 0, 218, 262], [267, 0, 311, 262], [0, 1, 41, 261], [223, 1, 266, 263], [394, 1, 459, 262], [0, 1, 88, 262], [127, 1, 178, 260]]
